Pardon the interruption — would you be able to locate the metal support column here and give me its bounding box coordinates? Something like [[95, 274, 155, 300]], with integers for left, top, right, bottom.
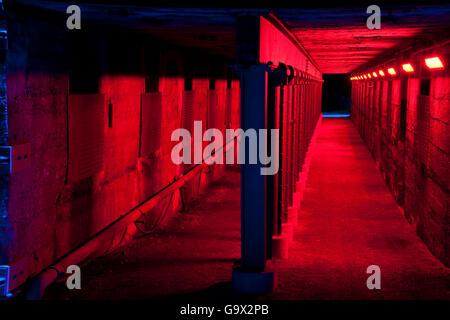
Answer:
[[232, 63, 274, 295]]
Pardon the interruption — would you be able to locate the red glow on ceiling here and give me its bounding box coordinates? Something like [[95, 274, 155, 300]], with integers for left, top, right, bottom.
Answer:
[[379, 70, 385, 76], [425, 56, 444, 69], [402, 63, 414, 72], [372, 72, 378, 77]]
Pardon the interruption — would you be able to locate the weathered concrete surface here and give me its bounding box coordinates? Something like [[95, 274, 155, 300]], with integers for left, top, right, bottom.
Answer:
[[44, 122, 449, 299], [44, 166, 241, 300], [3, 12, 240, 290], [352, 45, 449, 266]]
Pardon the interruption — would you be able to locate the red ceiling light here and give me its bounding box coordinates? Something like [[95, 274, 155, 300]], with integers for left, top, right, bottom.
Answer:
[[379, 70, 385, 76], [402, 63, 414, 72], [372, 72, 378, 77], [363, 75, 367, 79], [387, 68, 396, 75], [367, 74, 372, 79], [425, 56, 444, 69]]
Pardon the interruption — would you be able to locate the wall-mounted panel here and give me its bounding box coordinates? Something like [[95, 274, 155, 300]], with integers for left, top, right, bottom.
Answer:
[[68, 94, 105, 183], [182, 91, 194, 133], [140, 92, 162, 157], [182, 90, 194, 173], [416, 95, 430, 167], [208, 90, 217, 130], [225, 88, 232, 129]]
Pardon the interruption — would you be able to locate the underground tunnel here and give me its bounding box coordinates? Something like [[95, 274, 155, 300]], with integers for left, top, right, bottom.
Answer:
[[0, 0, 449, 309]]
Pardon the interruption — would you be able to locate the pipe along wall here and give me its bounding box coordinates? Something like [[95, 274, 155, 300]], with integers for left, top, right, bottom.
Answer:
[[1, 12, 243, 294], [351, 42, 450, 267]]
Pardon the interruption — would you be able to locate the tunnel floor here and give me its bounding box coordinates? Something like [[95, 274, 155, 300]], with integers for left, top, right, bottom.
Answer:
[[44, 118, 449, 300], [269, 118, 449, 299]]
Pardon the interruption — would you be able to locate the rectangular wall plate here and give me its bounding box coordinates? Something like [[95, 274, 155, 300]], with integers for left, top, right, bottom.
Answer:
[[0, 265, 10, 298], [9, 257, 28, 292], [0, 146, 10, 175], [0, 143, 31, 175], [140, 92, 162, 158], [68, 94, 105, 183], [11, 143, 31, 173]]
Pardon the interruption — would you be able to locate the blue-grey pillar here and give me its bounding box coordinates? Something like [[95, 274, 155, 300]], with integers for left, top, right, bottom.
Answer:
[[232, 63, 274, 294], [240, 64, 268, 270]]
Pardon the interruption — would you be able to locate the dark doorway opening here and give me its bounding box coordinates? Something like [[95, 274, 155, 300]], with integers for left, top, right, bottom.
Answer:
[[321, 74, 351, 116]]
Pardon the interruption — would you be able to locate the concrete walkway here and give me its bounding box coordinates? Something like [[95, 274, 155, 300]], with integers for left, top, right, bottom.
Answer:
[[270, 118, 449, 299]]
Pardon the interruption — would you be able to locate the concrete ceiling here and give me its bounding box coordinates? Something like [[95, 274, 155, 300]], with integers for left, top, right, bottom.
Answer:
[[275, 6, 450, 73], [10, 1, 450, 74]]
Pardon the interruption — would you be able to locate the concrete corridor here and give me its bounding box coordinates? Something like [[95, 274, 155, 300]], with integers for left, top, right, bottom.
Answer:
[[45, 118, 449, 300]]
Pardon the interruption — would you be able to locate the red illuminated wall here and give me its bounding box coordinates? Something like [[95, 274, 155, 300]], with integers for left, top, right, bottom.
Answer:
[[2, 14, 240, 289], [351, 44, 450, 266]]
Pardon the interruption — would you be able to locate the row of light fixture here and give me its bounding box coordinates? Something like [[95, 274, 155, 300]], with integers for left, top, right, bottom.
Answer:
[[350, 56, 444, 81]]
